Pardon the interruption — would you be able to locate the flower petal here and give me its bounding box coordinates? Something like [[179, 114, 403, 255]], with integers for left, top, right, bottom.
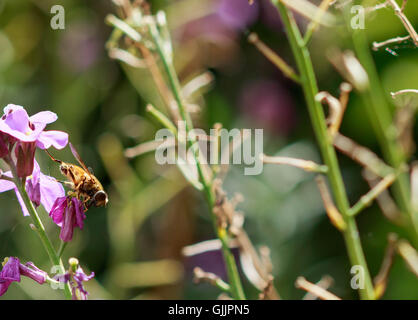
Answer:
[[0, 257, 21, 282], [0, 107, 42, 142], [0, 280, 12, 296], [60, 204, 75, 242], [26, 178, 41, 207], [19, 262, 47, 284], [14, 189, 30, 216], [0, 171, 29, 216], [39, 173, 65, 213], [72, 198, 86, 229], [49, 196, 67, 227], [29, 111, 58, 125], [3, 104, 24, 114], [0, 171, 15, 193], [36, 131, 69, 150]]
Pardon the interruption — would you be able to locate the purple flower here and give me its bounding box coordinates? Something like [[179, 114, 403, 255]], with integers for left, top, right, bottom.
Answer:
[[0, 104, 68, 177], [72, 266, 94, 300], [217, 0, 259, 30], [0, 160, 65, 216], [55, 261, 94, 300], [239, 79, 297, 135], [0, 257, 47, 296], [49, 197, 86, 242]]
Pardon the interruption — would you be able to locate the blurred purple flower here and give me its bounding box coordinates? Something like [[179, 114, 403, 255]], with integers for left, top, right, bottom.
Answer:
[[0, 104, 68, 177], [0, 257, 47, 296], [59, 22, 101, 73], [0, 160, 65, 216], [216, 0, 259, 30], [50, 196, 86, 242], [259, 0, 283, 30], [239, 80, 297, 135]]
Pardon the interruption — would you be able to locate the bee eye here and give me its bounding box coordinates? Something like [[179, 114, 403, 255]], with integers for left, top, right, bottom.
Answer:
[[93, 191, 108, 206]]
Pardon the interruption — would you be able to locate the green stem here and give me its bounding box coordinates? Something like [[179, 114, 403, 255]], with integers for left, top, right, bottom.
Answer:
[[148, 20, 246, 300], [6, 157, 72, 299], [349, 25, 418, 247], [58, 241, 68, 258], [273, 1, 375, 299]]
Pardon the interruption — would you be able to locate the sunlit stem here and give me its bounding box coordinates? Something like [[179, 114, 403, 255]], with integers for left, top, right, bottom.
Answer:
[[146, 103, 178, 135], [248, 33, 300, 83], [5, 156, 72, 299], [147, 17, 246, 300], [272, 0, 375, 299]]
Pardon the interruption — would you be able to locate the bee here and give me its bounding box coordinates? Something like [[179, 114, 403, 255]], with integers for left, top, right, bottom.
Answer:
[[46, 143, 108, 209]]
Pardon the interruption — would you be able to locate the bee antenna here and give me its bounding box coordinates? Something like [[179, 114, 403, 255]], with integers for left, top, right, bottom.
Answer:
[[45, 149, 62, 164]]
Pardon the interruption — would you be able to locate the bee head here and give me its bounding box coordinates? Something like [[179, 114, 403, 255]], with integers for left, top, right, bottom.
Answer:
[[59, 163, 70, 176], [92, 190, 108, 207]]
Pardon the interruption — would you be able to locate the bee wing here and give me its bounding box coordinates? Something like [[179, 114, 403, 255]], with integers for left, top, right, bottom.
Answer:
[[69, 142, 92, 175]]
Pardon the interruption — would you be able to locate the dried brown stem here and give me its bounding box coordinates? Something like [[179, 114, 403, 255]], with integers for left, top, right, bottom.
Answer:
[[212, 180, 281, 299], [386, 0, 418, 45], [303, 275, 334, 300], [397, 239, 418, 277], [296, 277, 341, 300], [373, 233, 398, 299], [316, 175, 347, 231], [193, 267, 231, 292], [333, 133, 394, 178], [261, 154, 328, 173], [372, 35, 411, 51]]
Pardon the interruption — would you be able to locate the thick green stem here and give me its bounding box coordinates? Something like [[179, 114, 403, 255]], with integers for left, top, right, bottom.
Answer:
[[273, 1, 375, 299], [148, 21, 246, 300], [6, 157, 72, 299]]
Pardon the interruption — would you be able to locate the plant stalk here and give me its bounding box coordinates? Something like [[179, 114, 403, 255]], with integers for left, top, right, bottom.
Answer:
[[349, 26, 418, 248], [273, 1, 375, 299], [148, 20, 246, 300], [6, 157, 72, 299]]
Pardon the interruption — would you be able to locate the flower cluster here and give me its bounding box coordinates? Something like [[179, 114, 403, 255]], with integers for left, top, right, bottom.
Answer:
[[0, 104, 68, 177], [0, 104, 95, 299], [0, 104, 87, 241]]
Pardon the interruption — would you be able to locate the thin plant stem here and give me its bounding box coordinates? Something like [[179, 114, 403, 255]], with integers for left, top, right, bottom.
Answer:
[[272, 0, 375, 299], [147, 20, 246, 300], [6, 156, 72, 299], [58, 241, 68, 258], [347, 13, 418, 247]]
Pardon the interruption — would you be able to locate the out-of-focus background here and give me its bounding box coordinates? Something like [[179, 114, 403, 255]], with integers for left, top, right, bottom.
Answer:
[[0, 0, 417, 299]]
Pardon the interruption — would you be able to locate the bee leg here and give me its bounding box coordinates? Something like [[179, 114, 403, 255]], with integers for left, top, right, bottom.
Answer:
[[82, 198, 90, 212], [53, 179, 75, 188]]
